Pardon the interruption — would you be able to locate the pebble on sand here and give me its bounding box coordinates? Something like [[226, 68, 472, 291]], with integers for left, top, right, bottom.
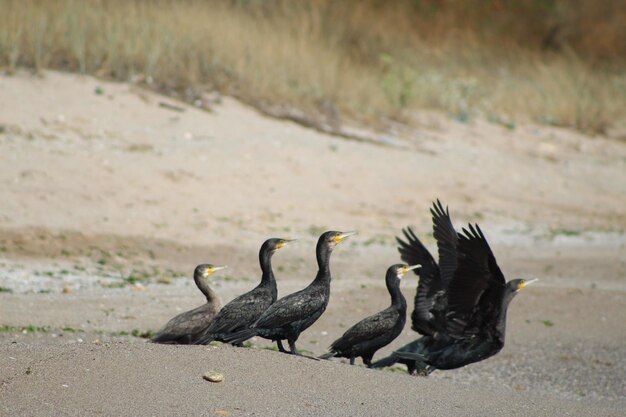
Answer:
[[203, 372, 224, 383]]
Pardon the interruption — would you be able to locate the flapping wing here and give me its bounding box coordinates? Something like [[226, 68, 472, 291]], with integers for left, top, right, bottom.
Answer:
[[431, 199, 458, 288], [397, 227, 440, 335], [445, 223, 506, 337], [398, 200, 459, 335]]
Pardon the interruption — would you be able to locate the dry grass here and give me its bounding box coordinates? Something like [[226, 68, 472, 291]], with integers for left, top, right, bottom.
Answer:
[[1, 0, 624, 134]]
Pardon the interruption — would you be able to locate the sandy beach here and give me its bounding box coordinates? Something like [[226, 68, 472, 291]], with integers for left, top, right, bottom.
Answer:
[[1, 70, 625, 416]]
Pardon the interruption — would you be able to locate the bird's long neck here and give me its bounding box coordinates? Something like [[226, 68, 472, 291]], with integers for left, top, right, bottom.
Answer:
[[314, 242, 332, 283], [495, 290, 517, 341], [259, 249, 275, 285], [195, 274, 219, 303], [388, 279, 407, 312]]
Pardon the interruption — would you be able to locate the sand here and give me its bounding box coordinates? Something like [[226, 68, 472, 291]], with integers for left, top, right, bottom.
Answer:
[[0, 70, 625, 416]]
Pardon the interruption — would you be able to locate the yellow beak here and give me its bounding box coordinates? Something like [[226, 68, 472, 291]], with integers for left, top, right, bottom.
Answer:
[[519, 278, 539, 289], [334, 231, 356, 244], [401, 264, 421, 275]]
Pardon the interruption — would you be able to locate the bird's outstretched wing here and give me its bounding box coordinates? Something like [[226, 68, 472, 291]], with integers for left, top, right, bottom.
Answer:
[[398, 200, 458, 335], [431, 199, 458, 288], [397, 227, 439, 335], [445, 223, 505, 337]]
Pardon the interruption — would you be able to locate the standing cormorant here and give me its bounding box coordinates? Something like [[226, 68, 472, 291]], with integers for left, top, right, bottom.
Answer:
[[152, 264, 226, 344], [320, 264, 420, 367], [194, 238, 294, 345], [374, 201, 538, 374], [223, 231, 354, 355]]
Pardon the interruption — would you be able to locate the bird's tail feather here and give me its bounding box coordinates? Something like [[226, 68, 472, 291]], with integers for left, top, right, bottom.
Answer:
[[151, 333, 173, 344], [393, 350, 426, 361], [193, 333, 214, 345], [370, 354, 400, 369], [318, 351, 336, 360], [222, 328, 257, 345]]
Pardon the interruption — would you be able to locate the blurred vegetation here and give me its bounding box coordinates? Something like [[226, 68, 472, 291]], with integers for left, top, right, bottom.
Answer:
[[0, 0, 624, 134]]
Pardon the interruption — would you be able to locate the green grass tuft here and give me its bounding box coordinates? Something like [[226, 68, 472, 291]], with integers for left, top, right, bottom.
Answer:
[[62, 326, 83, 333], [0, 324, 49, 333], [131, 329, 155, 339]]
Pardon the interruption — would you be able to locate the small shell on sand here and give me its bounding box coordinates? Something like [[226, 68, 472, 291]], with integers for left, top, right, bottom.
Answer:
[[203, 372, 224, 383]]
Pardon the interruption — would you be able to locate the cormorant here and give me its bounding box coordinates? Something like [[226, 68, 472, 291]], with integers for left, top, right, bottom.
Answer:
[[194, 238, 294, 345], [371, 200, 458, 373], [320, 264, 420, 367], [152, 264, 226, 344], [223, 231, 354, 355], [373, 200, 538, 374]]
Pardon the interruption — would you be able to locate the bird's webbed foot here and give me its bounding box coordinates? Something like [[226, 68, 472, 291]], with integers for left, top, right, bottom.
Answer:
[[416, 366, 434, 377]]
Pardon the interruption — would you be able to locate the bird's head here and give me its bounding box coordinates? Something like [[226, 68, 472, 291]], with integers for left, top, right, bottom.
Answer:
[[262, 237, 297, 254], [320, 230, 355, 250], [194, 264, 227, 280], [508, 278, 539, 293], [387, 263, 421, 283]]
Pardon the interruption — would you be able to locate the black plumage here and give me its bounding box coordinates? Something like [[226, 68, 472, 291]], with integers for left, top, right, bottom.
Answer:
[[373, 200, 538, 374], [151, 264, 225, 344], [223, 231, 354, 355], [398, 200, 457, 336], [372, 201, 456, 373], [320, 264, 419, 367], [194, 238, 293, 345]]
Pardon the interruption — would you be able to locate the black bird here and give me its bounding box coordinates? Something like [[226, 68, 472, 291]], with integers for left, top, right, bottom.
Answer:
[[320, 263, 420, 367], [374, 201, 538, 374], [372, 200, 458, 373], [194, 238, 294, 345], [152, 264, 226, 344], [223, 231, 354, 355], [402, 200, 459, 337]]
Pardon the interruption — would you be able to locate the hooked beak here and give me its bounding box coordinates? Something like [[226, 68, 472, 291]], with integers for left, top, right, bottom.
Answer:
[[277, 239, 297, 250], [334, 231, 356, 244], [402, 264, 421, 276], [519, 278, 539, 290], [210, 265, 228, 274]]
